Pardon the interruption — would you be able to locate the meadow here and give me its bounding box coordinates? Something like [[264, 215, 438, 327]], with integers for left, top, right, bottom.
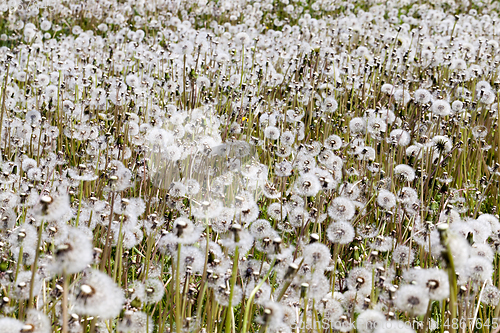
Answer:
[[1, 0, 500, 332]]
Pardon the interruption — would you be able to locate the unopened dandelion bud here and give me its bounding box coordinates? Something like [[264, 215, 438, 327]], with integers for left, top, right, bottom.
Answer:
[[80, 284, 93, 295], [389, 286, 397, 299], [309, 233, 319, 243], [175, 219, 188, 237], [363, 298, 371, 308], [39, 195, 52, 205], [69, 314, 79, 323], [300, 283, 309, 299], [19, 193, 28, 204], [284, 263, 298, 280], [273, 237, 282, 253], [21, 324, 34, 332], [262, 308, 272, 325], [310, 207, 318, 217], [231, 224, 242, 242]]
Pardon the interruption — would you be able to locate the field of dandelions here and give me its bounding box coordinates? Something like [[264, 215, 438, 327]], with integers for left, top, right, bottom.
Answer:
[[3, 0, 500, 332]]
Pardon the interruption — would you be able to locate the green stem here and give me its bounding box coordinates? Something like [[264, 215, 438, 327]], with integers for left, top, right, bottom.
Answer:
[[241, 259, 276, 333], [176, 243, 182, 333], [28, 220, 45, 309], [225, 246, 239, 333], [75, 180, 84, 227], [62, 273, 69, 333]]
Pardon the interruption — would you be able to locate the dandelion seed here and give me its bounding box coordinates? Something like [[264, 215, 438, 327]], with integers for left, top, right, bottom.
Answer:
[[0, 318, 24, 333]]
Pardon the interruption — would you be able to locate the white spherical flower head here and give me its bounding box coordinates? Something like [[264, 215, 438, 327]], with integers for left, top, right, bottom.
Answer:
[[381, 83, 395, 95], [293, 173, 321, 197], [414, 88, 432, 104], [377, 189, 396, 210], [392, 245, 415, 266], [349, 117, 366, 134], [118, 311, 154, 333], [451, 100, 463, 112], [388, 129, 410, 146], [324, 134, 343, 150], [326, 221, 355, 244], [465, 256, 493, 283], [394, 164, 415, 182], [40, 20, 52, 31], [73, 269, 124, 319], [303, 243, 331, 272], [416, 268, 450, 301], [52, 227, 93, 275], [356, 309, 386, 333], [321, 97, 338, 113], [482, 284, 500, 306], [346, 267, 372, 295], [264, 125, 280, 140], [431, 100, 451, 117], [395, 285, 429, 316], [328, 197, 356, 221]]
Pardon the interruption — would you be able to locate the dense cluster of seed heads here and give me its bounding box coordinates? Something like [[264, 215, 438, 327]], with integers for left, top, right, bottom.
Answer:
[[1, 0, 500, 332]]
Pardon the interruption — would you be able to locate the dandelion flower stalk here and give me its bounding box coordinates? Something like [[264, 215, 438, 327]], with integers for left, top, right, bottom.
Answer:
[[62, 272, 69, 333], [438, 224, 457, 333], [241, 259, 276, 333], [28, 219, 45, 309], [175, 243, 182, 333], [225, 245, 239, 333]]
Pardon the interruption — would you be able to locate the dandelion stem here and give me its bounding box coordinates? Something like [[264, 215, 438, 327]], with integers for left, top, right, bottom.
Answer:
[[225, 246, 239, 333], [62, 273, 69, 333], [175, 243, 182, 333], [28, 219, 45, 309], [241, 259, 276, 333]]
